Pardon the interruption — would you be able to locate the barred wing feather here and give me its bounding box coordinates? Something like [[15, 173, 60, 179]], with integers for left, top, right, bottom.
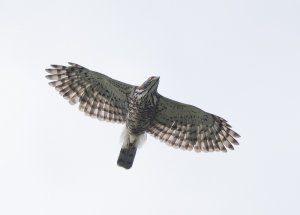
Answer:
[[46, 63, 135, 123], [148, 95, 240, 152]]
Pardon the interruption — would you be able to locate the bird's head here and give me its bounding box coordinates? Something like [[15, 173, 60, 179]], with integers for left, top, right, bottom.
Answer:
[[137, 76, 160, 95]]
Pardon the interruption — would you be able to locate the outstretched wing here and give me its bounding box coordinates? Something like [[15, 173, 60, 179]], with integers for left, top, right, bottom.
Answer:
[[147, 95, 240, 152], [46, 63, 135, 123]]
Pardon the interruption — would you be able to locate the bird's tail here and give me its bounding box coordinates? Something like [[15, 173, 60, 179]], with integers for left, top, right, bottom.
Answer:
[[117, 127, 146, 169], [117, 144, 137, 169]]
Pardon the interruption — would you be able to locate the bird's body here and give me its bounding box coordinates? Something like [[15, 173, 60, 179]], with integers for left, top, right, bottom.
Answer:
[[118, 77, 160, 168], [127, 82, 159, 135], [46, 63, 240, 169]]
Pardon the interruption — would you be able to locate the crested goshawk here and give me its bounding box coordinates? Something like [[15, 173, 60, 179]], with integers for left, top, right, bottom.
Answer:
[[46, 63, 240, 169]]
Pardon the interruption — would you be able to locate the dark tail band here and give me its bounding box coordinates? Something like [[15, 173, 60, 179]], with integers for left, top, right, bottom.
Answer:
[[117, 145, 137, 169]]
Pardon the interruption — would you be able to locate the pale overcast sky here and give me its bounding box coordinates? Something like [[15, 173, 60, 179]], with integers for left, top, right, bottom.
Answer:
[[0, 0, 299, 215]]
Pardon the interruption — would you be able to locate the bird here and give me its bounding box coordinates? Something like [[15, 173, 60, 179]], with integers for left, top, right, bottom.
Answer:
[[45, 63, 240, 169]]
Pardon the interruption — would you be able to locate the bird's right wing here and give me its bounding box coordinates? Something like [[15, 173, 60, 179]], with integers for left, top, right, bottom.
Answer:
[[46, 63, 136, 123], [147, 95, 240, 152]]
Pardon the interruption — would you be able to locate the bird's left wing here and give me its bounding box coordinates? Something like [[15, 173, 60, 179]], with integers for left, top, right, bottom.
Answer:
[[46, 63, 135, 123], [147, 95, 240, 152]]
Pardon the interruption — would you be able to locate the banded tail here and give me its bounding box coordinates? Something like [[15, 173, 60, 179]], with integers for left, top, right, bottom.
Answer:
[[117, 127, 146, 169], [117, 144, 137, 169]]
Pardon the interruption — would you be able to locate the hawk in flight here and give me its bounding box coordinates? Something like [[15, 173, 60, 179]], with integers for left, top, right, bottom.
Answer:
[[46, 63, 240, 169]]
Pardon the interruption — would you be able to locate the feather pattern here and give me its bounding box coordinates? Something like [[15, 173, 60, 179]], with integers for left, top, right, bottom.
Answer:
[[46, 62, 240, 169], [147, 95, 240, 152], [46, 63, 135, 123]]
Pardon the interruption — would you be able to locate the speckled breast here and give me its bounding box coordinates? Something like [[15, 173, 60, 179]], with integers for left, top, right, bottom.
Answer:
[[126, 91, 158, 135]]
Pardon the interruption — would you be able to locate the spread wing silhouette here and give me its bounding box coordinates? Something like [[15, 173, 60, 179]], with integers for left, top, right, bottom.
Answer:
[[148, 95, 240, 152], [46, 63, 135, 123]]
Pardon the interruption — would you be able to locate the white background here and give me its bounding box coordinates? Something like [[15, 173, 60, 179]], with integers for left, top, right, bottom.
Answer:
[[1, 0, 299, 214]]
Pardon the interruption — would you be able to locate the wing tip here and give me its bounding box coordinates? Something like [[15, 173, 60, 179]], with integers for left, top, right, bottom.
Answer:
[[68, 62, 84, 68], [234, 133, 241, 138], [45, 75, 53, 80], [48, 81, 55, 86]]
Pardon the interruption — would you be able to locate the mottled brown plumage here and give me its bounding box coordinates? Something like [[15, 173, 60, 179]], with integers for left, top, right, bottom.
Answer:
[[46, 63, 240, 169]]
